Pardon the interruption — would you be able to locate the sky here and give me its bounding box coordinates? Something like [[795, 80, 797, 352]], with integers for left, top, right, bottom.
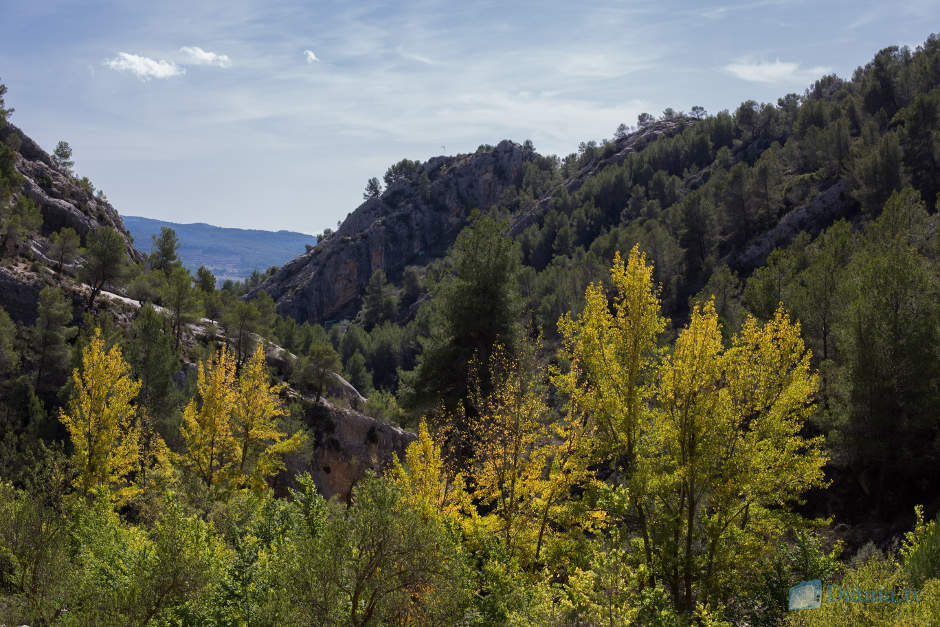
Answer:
[[0, 1, 938, 234]]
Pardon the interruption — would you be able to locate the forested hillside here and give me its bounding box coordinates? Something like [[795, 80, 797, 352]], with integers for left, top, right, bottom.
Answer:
[[0, 35, 938, 625]]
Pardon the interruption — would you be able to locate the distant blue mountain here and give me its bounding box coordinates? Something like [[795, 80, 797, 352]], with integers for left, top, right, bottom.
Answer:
[[122, 216, 317, 282]]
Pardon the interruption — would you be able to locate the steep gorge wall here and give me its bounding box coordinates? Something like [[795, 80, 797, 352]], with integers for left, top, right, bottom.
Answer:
[[255, 140, 533, 323]]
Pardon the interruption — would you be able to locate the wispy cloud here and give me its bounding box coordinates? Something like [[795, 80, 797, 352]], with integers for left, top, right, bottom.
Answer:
[[724, 58, 831, 84], [179, 45, 231, 68], [558, 52, 654, 79], [397, 48, 433, 65], [104, 52, 184, 80], [697, 0, 795, 20], [303, 49, 319, 63]]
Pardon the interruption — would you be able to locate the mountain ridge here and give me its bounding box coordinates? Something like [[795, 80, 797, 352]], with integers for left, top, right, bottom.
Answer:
[[253, 139, 536, 321], [122, 215, 318, 282]]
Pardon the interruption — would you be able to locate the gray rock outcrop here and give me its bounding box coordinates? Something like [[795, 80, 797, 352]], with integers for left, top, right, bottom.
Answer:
[[0, 123, 143, 263], [280, 398, 416, 501], [0, 265, 44, 324], [253, 140, 534, 323], [732, 181, 854, 271]]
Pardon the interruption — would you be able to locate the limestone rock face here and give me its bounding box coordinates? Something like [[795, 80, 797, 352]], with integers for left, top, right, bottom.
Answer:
[[732, 180, 853, 271], [279, 399, 416, 501], [0, 123, 143, 263], [0, 265, 44, 324], [254, 140, 534, 323]]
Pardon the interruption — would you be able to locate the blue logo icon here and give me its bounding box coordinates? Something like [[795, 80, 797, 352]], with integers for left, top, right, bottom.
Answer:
[[789, 579, 822, 610]]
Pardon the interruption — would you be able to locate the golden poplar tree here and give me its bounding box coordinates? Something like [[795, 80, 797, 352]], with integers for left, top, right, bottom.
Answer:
[[180, 344, 237, 491], [553, 244, 668, 574], [59, 328, 142, 502], [557, 247, 828, 615], [393, 419, 465, 520], [555, 245, 667, 461], [643, 301, 826, 611], [456, 340, 592, 572], [181, 344, 303, 494], [230, 344, 304, 493], [468, 344, 550, 562]]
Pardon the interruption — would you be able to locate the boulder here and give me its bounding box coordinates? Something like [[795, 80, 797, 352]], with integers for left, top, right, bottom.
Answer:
[[279, 398, 416, 501]]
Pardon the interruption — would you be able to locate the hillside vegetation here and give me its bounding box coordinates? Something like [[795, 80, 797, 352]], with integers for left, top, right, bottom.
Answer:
[[0, 35, 938, 625]]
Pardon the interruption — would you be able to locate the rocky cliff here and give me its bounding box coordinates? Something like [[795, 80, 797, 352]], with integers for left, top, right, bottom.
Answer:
[[0, 123, 143, 324], [0, 122, 142, 263], [254, 140, 535, 323], [255, 124, 703, 324]]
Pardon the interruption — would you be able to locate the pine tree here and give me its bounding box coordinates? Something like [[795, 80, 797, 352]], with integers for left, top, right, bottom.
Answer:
[[126, 304, 181, 441], [80, 226, 127, 309], [222, 300, 261, 366], [292, 343, 340, 403], [0, 306, 17, 379], [362, 269, 397, 329], [0, 196, 41, 257], [30, 286, 76, 399], [0, 307, 18, 420], [160, 265, 198, 350], [47, 227, 80, 273], [407, 212, 521, 411], [838, 187, 940, 513], [343, 351, 373, 396], [52, 141, 73, 173], [195, 266, 216, 292], [149, 227, 180, 274], [363, 176, 382, 200]]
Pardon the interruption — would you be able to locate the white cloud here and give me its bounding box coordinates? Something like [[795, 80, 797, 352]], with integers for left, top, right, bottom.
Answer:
[[303, 49, 319, 63], [724, 58, 831, 84], [179, 45, 232, 68], [104, 52, 184, 80]]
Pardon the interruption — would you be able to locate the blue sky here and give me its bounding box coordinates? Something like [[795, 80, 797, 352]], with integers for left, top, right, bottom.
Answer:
[[1, 1, 937, 233]]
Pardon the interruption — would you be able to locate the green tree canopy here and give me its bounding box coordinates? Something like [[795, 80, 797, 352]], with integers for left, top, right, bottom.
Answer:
[[80, 226, 127, 309], [47, 227, 80, 273], [148, 226, 180, 274]]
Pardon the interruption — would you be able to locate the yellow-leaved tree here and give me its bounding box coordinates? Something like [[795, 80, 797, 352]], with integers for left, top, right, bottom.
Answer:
[[556, 245, 828, 616], [553, 245, 667, 578], [181, 343, 303, 494], [59, 328, 142, 503], [180, 344, 238, 491], [465, 343, 594, 569], [468, 344, 549, 562], [393, 419, 466, 520], [231, 344, 304, 493]]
